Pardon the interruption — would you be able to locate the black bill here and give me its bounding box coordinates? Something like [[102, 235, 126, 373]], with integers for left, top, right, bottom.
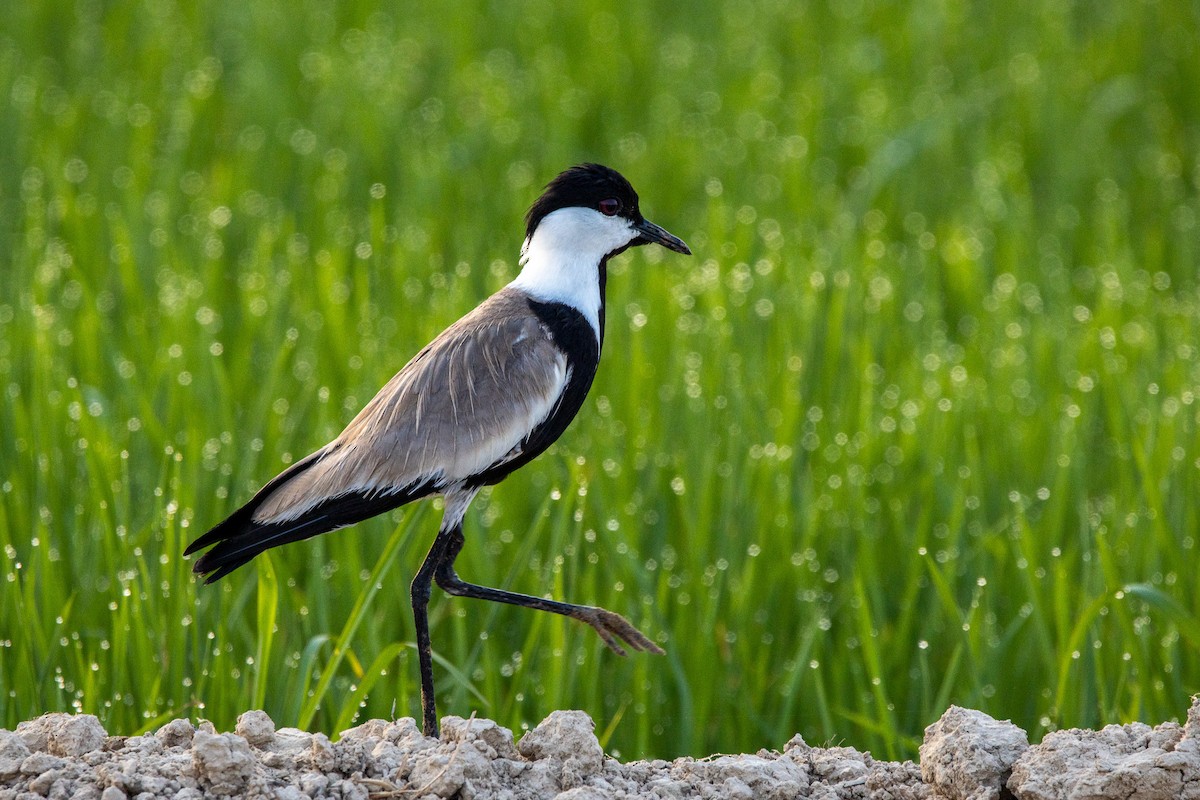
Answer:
[[634, 218, 692, 255]]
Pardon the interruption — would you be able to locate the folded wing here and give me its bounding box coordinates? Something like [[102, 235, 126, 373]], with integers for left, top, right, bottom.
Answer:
[[186, 289, 568, 581]]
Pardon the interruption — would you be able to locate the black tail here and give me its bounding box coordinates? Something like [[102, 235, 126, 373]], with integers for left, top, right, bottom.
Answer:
[[185, 453, 434, 583]]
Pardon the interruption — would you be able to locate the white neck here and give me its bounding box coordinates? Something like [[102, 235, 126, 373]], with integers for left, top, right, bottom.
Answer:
[[507, 207, 637, 338]]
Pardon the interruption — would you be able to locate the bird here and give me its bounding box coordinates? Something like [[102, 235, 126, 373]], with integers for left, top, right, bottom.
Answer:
[[184, 163, 691, 737]]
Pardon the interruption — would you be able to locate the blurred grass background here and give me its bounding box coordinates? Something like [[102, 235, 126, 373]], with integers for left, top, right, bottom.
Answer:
[[2, 0, 1200, 760]]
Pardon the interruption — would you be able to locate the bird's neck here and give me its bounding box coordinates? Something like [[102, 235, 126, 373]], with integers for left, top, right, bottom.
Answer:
[[509, 237, 606, 344]]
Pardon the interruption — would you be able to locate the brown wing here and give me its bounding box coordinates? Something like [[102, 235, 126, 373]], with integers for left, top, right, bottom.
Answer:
[[252, 289, 567, 524]]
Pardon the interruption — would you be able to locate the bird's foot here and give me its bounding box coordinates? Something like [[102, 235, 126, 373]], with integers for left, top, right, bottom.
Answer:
[[573, 606, 665, 657]]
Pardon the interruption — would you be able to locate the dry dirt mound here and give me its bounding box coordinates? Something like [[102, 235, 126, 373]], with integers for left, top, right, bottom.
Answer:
[[2, 698, 1199, 799]]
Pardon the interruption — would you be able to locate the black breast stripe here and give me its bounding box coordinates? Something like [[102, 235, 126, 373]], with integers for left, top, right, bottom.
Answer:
[[597, 258, 608, 348], [467, 297, 601, 488]]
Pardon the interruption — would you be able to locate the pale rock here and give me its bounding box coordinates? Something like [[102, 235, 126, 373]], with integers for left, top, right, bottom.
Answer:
[[235, 710, 276, 748], [16, 713, 107, 757], [671, 754, 808, 800], [20, 751, 66, 774], [153, 719, 194, 749], [518, 710, 604, 789], [271, 727, 315, 758], [1009, 701, 1200, 800], [191, 730, 255, 795], [554, 787, 612, 800], [442, 716, 520, 760], [406, 748, 467, 797], [307, 732, 337, 772], [0, 731, 31, 780], [50, 715, 107, 757], [920, 705, 1028, 800]]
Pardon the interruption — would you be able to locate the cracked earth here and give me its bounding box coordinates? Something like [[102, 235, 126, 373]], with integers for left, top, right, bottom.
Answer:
[[3, 698, 1199, 798]]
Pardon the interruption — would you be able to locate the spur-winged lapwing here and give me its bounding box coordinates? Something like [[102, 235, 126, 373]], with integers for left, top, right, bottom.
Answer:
[[185, 163, 691, 736]]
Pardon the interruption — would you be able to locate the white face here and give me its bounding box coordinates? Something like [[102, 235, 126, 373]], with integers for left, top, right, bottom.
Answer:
[[521, 206, 639, 264], [508, 207, 640, 338]]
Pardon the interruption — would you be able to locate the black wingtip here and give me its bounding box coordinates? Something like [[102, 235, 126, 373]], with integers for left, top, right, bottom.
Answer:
[[183, 451, 331, 581], [184, 459, 433, 587], [200, 563, 238, 584], [190, 551, 218, 581], [185, 517, 247, 582], [183, 524, 230, 558], [189, 545, 254, 584]]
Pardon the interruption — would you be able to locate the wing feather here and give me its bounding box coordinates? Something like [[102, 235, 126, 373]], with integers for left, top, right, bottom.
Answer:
[[253, 289, 567, 523]]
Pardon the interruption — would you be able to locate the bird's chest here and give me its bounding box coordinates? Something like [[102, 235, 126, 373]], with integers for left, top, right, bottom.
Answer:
[[527, 299, 602, 408], [466, 300, 601, 488]]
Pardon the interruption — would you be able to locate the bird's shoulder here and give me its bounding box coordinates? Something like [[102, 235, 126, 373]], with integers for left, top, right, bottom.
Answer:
[[440, 285, 553, 341], [410, 287, 564, 382], [339, 288, 567, 439]]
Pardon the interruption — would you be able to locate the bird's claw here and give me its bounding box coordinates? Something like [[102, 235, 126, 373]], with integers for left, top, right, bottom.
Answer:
[[574, 606, 665, 656]]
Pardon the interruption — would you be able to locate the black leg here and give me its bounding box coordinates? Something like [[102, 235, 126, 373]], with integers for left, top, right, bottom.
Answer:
[[433, 523, 664, 657], [410, 526, 452, 738]]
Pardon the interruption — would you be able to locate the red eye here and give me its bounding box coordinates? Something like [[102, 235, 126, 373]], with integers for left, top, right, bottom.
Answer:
[[598, 198, 621, 216]]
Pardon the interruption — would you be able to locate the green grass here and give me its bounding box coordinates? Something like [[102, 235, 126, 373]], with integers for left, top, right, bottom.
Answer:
[[2, 0, 1200, 761]]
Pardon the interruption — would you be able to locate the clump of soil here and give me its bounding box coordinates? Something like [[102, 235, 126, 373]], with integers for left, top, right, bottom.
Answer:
[[2, 699, 1199, 799]]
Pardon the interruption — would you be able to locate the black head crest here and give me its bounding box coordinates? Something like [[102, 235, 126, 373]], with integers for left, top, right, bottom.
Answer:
[[525, 163, 642, 239]]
